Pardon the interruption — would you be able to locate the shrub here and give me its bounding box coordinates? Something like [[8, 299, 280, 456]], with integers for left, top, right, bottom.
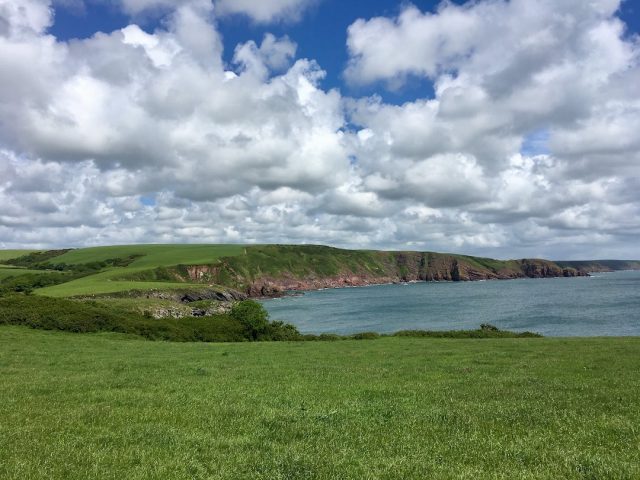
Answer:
[[351, 332, 381, 340], [480, 323, 500, 332], [393, 328, 542, 338], [230, 300, 270, 340], [261, 320, 301, 341], [0, 295, 301, 343]]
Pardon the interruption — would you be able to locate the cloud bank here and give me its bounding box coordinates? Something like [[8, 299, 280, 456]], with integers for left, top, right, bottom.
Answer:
[[0, 0, 638, 259]]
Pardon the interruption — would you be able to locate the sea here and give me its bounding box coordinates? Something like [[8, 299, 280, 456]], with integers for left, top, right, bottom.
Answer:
[[260, 270, 640, 336]]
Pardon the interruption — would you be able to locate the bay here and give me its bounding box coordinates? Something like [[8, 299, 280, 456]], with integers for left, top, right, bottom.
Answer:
[[261, 270, 640, 336]]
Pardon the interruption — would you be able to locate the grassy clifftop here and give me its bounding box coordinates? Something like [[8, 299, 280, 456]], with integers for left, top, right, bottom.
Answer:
[[97, 244, 586, 297], [557, 260, 640, 272], [0, 244, 592, 298]]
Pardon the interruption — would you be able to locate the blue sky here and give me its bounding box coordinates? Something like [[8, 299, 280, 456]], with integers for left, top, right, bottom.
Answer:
[[48, 0, 640, 123], [1, 0, 639, 258], [50, 0, 473, 105], [49, 0, 640, 107]]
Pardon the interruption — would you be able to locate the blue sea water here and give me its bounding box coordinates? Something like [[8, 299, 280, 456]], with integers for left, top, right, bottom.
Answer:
[[260, 270, 640, 336]]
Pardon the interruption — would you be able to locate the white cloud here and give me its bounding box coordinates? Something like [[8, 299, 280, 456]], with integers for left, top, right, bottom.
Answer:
[[216, 0, 317, 23], [233, 33, 297, 79], [0, 0, 52, 36], [0, 0, 639, 260]]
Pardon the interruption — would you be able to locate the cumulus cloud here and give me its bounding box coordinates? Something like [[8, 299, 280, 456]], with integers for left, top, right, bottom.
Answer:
[[338, 0, 640, 257], [0, 0, 639, 260], [216, 0, 318, 23]]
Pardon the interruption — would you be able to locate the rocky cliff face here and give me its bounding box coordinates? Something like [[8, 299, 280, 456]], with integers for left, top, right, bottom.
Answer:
[[556, 260, 640, 272], [164, 246, 588, 298]]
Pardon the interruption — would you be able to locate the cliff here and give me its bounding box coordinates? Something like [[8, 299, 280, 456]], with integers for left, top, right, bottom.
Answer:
[[134, 245, 588, 298], [556, 260, 640, 272]]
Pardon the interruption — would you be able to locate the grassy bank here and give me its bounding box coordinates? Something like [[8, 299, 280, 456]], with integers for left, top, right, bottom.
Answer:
[[0, 327, 638, 479]]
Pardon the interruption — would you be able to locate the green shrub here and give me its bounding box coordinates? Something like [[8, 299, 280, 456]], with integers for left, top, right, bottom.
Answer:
[[480, 323, 499, 332], [393, 328, 542, 338], [0, 295, 298, 343], [0, 272, 74, 295], [317, 333, 342, 341], [351, 332, 381, 340], [300, 333, 342, 341], [231, 300, 270, 340], [261, 321, 302, 341]]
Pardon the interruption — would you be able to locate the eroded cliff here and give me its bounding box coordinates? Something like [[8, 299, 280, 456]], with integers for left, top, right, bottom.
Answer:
[[132, 245, 587, 297]]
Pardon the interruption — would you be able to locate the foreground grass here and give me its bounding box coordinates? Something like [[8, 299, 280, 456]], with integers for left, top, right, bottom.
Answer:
[[1, 327, 638, 479]]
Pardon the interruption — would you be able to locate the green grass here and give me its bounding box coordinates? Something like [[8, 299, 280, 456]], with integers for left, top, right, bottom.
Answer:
[[49, 244, 245, 268], [0, 250, 38, 261], [0, 266, 46, 280], [36, 268, 196, 297], [1, 327, 638, 479], [5, 244, 597, 298], [31, 245, 246, 297]]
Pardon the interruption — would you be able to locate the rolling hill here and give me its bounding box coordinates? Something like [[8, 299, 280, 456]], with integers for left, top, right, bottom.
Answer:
[[0, 244, 599, 299]]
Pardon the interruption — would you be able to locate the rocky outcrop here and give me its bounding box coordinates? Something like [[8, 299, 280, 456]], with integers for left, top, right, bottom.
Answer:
[[184, 265, 220, 282], [243, 274, 401, 297], [86, 287, 247, 303], [177, 289, 245, 303]]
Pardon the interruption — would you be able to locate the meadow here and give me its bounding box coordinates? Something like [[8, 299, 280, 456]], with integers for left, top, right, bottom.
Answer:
[[1, 326, 638, 479], [0, 266, 46, 280], [0, 250, 37, 261]]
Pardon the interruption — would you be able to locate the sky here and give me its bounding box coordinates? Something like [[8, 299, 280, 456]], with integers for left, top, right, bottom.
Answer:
[[0, 0, 639, 260]]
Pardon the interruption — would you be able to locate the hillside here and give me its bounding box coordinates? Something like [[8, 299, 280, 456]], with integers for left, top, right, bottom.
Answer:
[[135, 245, 588, 297], [0, 244, 591, 300], [557, 260, 640, 272]]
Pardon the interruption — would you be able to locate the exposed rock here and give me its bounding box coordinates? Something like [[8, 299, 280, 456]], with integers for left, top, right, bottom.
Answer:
[[155, 246, 591, 299], [177, 289, 246, 303]]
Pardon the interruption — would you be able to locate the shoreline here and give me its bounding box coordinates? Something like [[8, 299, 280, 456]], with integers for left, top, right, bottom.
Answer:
[[255, 272, 595, 300]]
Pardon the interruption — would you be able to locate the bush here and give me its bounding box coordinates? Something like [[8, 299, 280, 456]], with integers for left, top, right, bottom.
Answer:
[[0, 295, 299, 343], [351, 332, 381, 340], [393, 327, 542, 338], [261, 320, 302, 341], [480, 323, 500, 332], [0, 272, 74, 295], [230, 300, 270, 340]]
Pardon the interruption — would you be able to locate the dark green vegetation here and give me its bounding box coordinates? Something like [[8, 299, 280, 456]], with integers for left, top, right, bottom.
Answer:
[[0, 295, 300, 342], [0, 294, 535, 341], [1, 327, 638, 479]]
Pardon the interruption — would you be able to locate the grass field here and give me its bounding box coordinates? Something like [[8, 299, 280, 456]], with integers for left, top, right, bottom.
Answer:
[[0, 266, 46, 280], [0, 250, 38, 261], [49, 244, 245, 268], [31, 244, 246, 297], [1, 326, 638, 479], [36, 269, 198, 297]]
